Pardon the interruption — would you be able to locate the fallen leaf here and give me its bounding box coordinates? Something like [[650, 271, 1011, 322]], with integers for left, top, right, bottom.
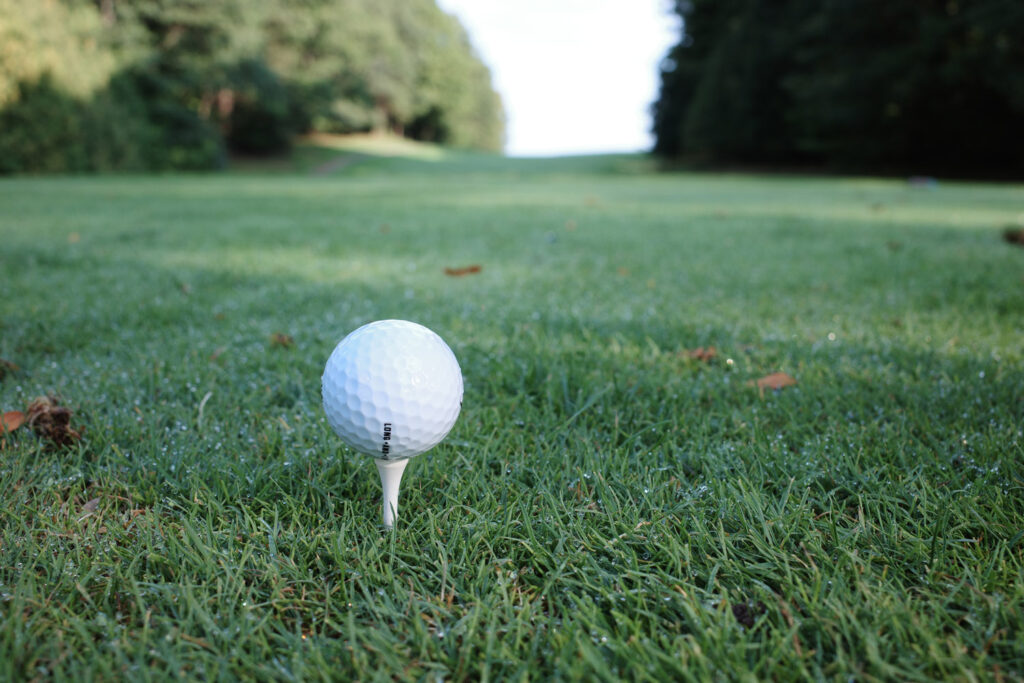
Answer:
[[617, 267, 630, 277], [685, 347, 717, 362], [1, 411, 25, 433], [270, 333, 294, 348], [82, 497, 100, 513], [25, 396, 81, 447], [68, 232, 81, 244], [444, 265, 482, 277], [751, 372, 798, 396]]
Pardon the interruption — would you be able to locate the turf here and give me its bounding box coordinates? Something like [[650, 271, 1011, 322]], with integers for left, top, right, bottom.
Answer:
[[1, 143, 1022, 680]]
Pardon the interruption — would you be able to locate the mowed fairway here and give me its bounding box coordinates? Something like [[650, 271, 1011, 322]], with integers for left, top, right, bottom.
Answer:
[[1, 149, 1022, 679]]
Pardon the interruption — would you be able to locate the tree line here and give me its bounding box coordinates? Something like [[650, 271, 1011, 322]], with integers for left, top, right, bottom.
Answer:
[[0, 0, 505, 173], [652, 0, 1024, 176]]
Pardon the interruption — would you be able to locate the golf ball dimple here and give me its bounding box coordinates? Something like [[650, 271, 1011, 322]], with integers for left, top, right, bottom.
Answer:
[[322, 320, 463, 460]]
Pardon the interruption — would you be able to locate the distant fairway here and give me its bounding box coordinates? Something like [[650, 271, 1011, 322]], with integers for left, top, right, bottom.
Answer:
[[1, 144, 1022, 680]]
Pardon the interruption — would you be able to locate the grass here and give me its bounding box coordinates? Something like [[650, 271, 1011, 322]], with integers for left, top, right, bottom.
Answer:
[[1, 139, 1023, 680]]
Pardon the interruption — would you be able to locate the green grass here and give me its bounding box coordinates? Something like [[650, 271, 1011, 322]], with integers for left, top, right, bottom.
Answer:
[[1, 143, 1023, 680]]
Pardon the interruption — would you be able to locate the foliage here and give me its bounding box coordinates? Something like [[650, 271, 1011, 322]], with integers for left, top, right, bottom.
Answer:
[[1, 153, 1022, 677], [0, 75, 152, 174], [222, 60, 293, 154], [653, 0, 1024, 175], [0, 0, 504, 173], [0, 0, 117, 106], [0, 0, 153, 173]]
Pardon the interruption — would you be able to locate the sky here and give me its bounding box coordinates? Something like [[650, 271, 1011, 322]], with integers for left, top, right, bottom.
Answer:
[[435, 0, 680, 157]]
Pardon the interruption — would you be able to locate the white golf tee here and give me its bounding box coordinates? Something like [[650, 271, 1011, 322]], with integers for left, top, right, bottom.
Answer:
[[375, 458, 409, 529]]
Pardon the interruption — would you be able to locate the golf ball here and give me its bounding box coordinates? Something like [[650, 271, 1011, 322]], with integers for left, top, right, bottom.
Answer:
[[322, 320, 463, 460]]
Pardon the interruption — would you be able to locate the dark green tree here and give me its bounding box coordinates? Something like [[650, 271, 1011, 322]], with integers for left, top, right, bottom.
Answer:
[[653, 0, 1024, 175], [787, 0, 1024, 171]]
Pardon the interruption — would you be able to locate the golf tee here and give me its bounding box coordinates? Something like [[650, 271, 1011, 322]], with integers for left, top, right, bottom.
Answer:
[[375, 458, 409, 529]]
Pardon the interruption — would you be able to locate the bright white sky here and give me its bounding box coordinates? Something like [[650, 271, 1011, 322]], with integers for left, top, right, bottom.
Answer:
[[436, 0, 680, 157]]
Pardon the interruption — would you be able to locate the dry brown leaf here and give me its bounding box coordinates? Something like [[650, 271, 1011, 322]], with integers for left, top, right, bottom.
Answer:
[[444, 265, 482, 277], [26, 396, 81, 447], [751, 372, 798, 397], [685, 346, 718, 362], [616, 267, 630, 277], [270, 333, 294, 348], [2, 411, 25, 433], [82, 497, 100, 513]]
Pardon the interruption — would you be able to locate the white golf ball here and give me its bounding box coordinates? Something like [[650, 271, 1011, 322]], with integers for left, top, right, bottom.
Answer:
[[322, 320, 463, 460]]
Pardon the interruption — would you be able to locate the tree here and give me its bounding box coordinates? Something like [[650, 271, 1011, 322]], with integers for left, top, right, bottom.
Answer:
[[0, 0, 506, 173], [0, 0, 152, 172], [652, 0, 1024, 175]]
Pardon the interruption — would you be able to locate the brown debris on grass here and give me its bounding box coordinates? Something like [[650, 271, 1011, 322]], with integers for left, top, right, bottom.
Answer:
[[270, 332, 295, 348], [731, 601, 767, 629], [26, 395, 81, 447], [2, 411, 25, 433], [684, 346, 718, 362], [444, 265, 482, 277], [750, 372, 798, 397]]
